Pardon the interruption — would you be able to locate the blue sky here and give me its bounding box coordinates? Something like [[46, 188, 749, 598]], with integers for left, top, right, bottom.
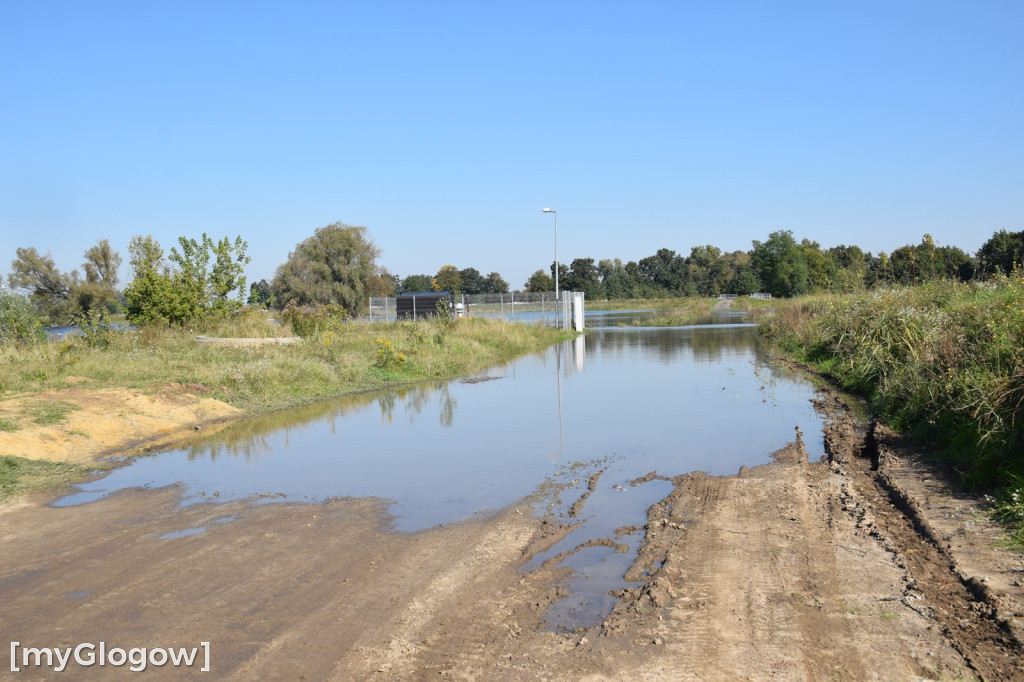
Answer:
[[2, 1, 1021, 291]]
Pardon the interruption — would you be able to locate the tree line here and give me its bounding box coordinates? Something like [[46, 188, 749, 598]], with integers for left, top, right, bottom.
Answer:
[[522, 229, 1016, 300], [5, 222, 1024, 330]]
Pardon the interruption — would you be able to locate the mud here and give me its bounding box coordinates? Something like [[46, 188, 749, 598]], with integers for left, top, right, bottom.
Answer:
[[1, 387, 1023, 679]]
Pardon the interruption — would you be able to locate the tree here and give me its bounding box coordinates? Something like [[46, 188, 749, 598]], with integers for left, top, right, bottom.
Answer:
[[458, 267, 486, 295], [524, 269, 553, 292], [123, 235, 180, 324], [82, 239, 121, 288], [432, 265, 462, 294], [483, 272, 509, 294], [686, 245, 725, 296], [401, 274, 434, 293], [564, 258, 601, 298], [73, 239, 123, 317], [598, 258, 638, 299], [271, 222, 383, 316], [800, 239, 835, 293], [124, 233, 250, 324], [7, 247, 71, 321], [750, 230, 808, 297], [638, 248, 688, 295], [248, 279, 272, 307], [206, 235, 250, 312], [977, 229, 1024, 277]]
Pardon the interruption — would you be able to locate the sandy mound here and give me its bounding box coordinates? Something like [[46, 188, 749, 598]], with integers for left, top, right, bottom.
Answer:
[[0, 385, 241, 463]]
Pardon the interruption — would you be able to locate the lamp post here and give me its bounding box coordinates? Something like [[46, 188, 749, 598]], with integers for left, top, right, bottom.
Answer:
[[542, 207, 558, 326]]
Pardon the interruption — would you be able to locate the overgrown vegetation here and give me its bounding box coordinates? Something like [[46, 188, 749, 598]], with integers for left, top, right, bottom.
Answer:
[[0, 308, 572, 414], [755, 276, 1024, 545]]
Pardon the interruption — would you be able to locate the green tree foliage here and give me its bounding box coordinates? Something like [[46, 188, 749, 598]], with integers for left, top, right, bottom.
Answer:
[[8, 240, 125, 322], [549, 262, 570, 291], [686, 245, 725, 297], [458, 267, 486, 294], [7, 247, 71, 321], [524, 269, 553, 292], [751, 230, 808, 298], [598, 258, 638, 299], [800, 239, 836, 293], [248, 279, 272, 307], [889, 235, 976, 285], [124, 233, 250, 325], [401, 274, 434, 293], [564, 258, 601, 298], [638, 248, 688, 294], [271, 222, 382, 317], [73, 239, 123, 317], [977, 229, 1024, 277], [432, 265, 462, 294], [483, 272, 509, 293]]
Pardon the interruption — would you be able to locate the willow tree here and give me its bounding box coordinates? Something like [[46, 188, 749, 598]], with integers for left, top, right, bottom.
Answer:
[[271, 222, 383, 316]]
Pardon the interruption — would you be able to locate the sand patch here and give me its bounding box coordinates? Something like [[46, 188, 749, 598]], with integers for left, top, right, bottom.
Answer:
[[0, 386, 241, 463]]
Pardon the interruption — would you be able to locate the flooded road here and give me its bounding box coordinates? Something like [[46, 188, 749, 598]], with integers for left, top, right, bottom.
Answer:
[[55, 312, 828, 629]]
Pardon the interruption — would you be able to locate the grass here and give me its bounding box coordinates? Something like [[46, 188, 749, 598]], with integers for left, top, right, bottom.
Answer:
[[752, 275, 1024, 546], [0, 309, 574, 414], [28, 400, 80, 425], [0, 456, 101, 503], [0, 418, 20, 432]]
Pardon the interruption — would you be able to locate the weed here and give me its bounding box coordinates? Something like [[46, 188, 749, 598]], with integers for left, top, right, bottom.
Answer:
[[29, 401, 80, 425], [758, 279, 1024, 540], [374, 338, 406, 369], [0, 456, 99, 502]]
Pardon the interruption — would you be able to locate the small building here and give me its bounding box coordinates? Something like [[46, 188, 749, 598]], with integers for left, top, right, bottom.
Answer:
[[396, 291, 455, 320]]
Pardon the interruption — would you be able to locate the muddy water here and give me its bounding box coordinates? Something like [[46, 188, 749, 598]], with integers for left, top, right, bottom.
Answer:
[[55, 312, 827, 629]]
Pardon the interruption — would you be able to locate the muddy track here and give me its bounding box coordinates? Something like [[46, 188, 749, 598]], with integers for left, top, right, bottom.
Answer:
[[2, 387, 1023, 680]]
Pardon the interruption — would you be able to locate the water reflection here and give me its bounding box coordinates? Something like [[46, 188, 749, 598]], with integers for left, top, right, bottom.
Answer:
[[56, 323, 825, 532]]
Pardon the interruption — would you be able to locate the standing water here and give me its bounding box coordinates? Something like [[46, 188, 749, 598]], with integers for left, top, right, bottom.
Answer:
[[55, 312, 827, 629]]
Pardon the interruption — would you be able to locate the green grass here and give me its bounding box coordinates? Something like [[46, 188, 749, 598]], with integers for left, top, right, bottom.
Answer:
[[28, 400, 80, 425], [0, 418, 20, 432], [0, 456, 100, 503], [754, 276, 1024, 546], [0, 310, 573, 415]]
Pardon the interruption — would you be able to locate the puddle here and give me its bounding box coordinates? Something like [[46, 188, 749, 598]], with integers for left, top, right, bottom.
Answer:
[[158, 527, 208, 540], [52, 318, 830, 628], [527, 473, 675, 630]]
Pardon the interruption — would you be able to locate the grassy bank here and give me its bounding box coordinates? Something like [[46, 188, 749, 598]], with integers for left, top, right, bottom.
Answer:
[[0, 312, 572, 413], [752, 277, 1024, 545], [0, 456, 101, 502], [0, 312, 572, 500]]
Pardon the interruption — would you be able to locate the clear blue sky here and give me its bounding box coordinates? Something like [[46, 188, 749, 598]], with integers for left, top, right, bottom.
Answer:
[[2, 1, 1021, 291]]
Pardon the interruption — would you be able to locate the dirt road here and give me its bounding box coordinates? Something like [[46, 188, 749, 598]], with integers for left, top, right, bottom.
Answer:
[[2, 390, 1023, 680]]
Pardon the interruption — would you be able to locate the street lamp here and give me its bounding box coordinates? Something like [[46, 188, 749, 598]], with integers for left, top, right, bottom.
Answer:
[[542, 207, 558, 325]]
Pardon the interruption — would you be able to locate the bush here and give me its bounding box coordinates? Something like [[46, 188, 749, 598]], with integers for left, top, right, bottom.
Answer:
[[279, 302, 348, 338], [0, 288, 45, 344]]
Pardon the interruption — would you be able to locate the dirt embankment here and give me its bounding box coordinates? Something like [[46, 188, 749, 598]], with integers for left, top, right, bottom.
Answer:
[[1, 387, 1023, 680], [0, 383, 240, 463]]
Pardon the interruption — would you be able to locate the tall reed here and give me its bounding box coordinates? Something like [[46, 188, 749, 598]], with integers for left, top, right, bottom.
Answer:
[[758, 277, 1024, 543]]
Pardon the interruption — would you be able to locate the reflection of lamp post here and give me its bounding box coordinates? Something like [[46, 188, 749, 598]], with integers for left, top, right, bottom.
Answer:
[[542, 207, 558, 326]]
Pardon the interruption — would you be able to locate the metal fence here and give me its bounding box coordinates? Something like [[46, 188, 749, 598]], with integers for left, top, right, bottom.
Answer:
[[369, 292, 582, 328]]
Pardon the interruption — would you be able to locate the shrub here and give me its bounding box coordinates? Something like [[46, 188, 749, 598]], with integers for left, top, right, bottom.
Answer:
[[279, 302, 348, 338], [0, 288, 45, 344]]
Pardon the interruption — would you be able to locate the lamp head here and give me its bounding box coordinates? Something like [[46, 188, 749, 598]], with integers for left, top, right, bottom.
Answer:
[[542, 207, 555, 214]]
